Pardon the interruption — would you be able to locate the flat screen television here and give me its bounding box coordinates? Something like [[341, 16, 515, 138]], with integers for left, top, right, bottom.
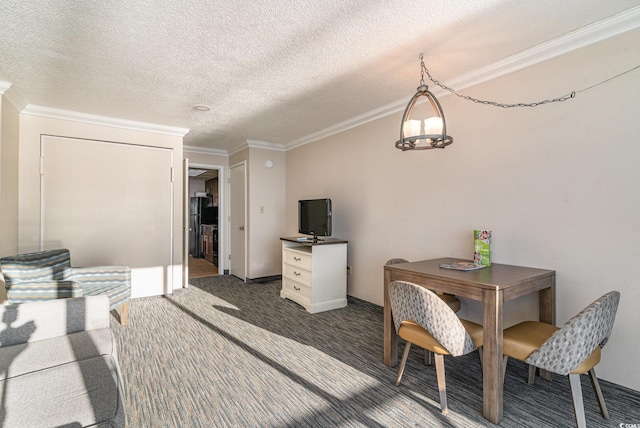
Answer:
[[298, 198, 332, 239]]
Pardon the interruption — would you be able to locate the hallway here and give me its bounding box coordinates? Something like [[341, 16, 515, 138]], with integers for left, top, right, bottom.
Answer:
[[188, 255, 218, 279]]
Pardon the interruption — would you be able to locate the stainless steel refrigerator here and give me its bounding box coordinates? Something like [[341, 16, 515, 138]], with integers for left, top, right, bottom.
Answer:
[[189, 196, 216, 258]]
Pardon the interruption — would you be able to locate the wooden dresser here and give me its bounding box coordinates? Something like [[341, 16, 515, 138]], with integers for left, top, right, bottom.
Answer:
[[280, 237, 348, 313]]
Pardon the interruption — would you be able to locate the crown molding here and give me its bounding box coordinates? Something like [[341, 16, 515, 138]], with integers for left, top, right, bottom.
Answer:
[[285, 5, 640, 150], [285, 100, 406, 150], [21, 104, 190, 137], [5, 88, 27, 112], [0, 81, 28, 111], [226, 139, 285, 157], [226, 143, 249, 157], [246, 139, 286, 151], [444, 5, 640, 94], [183, 145, 228, 156]]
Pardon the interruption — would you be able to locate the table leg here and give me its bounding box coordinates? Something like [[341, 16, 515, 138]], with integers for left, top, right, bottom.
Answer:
[[538, 278, 556, 380], [483, 288, 504, 424], [538, 280, 555, 325], [383, 269, 398, 366]]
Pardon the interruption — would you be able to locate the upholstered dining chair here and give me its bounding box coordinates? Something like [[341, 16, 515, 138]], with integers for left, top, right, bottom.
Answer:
[[386, 258, 463, 366], [0, 248, 131, 325], [502, 291, 620, 428], [385, 258, 461, 312], [389, 280, 483, 414]]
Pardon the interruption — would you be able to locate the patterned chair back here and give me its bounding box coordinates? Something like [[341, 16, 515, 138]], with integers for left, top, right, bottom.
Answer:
[[0, 249, 71, 287], [525, 291, 620, 375], [385, 258, 409, 266], [389, 280, 476, 356]]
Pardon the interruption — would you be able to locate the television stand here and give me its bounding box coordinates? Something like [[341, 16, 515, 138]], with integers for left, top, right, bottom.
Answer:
[[295, 236, 326, 243], [280, 237, 348, 313]]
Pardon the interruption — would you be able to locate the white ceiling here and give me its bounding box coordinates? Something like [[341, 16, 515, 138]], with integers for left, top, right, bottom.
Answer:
[[1, 1, 639, 154]]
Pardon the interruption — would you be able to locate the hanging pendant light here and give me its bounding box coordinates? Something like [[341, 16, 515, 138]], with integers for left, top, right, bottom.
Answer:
[[396, 54, 453, 151]]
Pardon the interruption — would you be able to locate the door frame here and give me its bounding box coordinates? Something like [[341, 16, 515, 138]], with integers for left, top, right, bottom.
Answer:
[[183, 158, 190, 288], [183, 162, 225, 285]]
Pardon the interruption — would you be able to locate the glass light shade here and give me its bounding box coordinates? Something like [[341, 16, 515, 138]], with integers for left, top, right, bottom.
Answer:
[[402, 119, 421, 139], [424, 117, 443, 135]]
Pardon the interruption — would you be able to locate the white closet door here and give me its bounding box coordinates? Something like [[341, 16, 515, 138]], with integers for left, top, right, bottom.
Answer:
[[41, 136, 174, 298]]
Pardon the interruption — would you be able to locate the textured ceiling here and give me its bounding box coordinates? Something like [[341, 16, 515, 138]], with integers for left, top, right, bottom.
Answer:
[[1, 1, 639, 153]]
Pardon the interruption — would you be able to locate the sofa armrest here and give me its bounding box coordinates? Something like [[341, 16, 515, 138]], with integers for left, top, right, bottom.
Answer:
[[0, 295, 110, 348], [5, 280, 83, 304]]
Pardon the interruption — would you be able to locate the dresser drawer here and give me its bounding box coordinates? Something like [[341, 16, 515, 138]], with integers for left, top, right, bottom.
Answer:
[[283, 263, 312, 286], [283, 248, 312, 269], [283, 278, 311, 301]]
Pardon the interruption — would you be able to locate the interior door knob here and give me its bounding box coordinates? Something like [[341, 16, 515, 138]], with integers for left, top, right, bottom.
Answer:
[[239, 226, 245, 230]]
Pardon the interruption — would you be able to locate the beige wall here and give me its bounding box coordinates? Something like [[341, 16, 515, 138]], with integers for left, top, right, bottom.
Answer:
[[184, 150, 229, 169], [18, 114, 185, 294], [0, 94, 20, 257], [248, 148, 286, 279], [286, 29, 640, 390]]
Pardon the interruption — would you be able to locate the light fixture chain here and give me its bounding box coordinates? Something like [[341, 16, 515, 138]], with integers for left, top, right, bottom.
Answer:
[[421, 62, 640, 108], [574, 64, 640, 94]]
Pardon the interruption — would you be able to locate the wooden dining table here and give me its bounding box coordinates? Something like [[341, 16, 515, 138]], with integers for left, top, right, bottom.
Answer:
[[383, 257, 555, 424]]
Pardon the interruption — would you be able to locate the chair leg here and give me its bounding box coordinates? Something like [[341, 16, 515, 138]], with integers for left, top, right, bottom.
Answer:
[[588, 368, 609, 420], [528, 364, 536, 385], [424, 349, 433, 365], [434, 353, 448, 414], [568, 373, 587, 428], [118, 301, 129, 326], [395, 342, 412, 386]]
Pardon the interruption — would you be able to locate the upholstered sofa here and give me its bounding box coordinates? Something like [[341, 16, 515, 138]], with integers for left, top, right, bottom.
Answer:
[[0, 249, 131, 325], [0, 295, 126, 427]]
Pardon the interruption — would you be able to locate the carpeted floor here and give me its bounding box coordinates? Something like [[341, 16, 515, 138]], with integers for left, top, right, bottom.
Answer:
[[110, 275, 640, 427]]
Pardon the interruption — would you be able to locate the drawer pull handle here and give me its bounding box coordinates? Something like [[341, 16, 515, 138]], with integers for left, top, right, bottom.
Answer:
[[294, 256, 301, 261], [294, 271, 301, 276], [294, 286, 301, 291]]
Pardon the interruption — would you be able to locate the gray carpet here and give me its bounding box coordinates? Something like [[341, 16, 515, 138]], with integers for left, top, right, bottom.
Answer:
[[110, 275, 640, 427]]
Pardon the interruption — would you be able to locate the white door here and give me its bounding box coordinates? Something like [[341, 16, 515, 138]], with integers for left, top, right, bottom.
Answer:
[[41, 136, 174, 298], [230, 162, 246, 280]]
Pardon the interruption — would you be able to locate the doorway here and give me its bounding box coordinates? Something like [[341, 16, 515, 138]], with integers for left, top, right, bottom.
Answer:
[[186, 164, 222, 279]]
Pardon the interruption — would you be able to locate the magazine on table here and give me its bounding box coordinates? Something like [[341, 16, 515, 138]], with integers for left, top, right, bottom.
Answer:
[[439, 261, 486, 271]]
